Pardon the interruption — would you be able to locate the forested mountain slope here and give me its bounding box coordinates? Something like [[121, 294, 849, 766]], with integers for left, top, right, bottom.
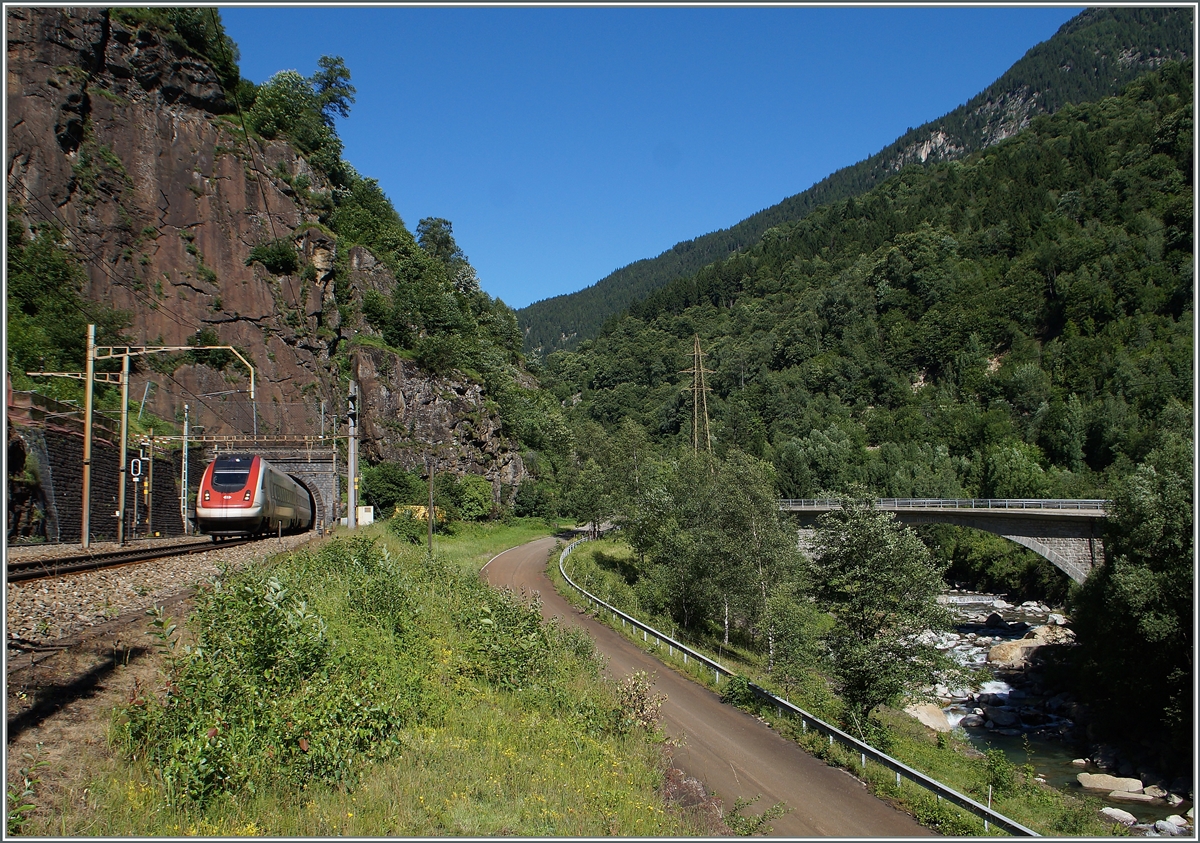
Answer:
[[518, 7, 1192, 355], [543, 61, 1193, 503]]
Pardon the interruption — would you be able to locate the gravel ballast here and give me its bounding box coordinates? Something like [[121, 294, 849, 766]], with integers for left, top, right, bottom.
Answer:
[[6, 533, 316, 646]]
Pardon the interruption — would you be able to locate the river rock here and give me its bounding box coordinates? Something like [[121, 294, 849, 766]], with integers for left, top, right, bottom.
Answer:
[[1144, 785, 1167, 799], [1047, 612, 1067, 625], [988, 639, 1037, 668], [1026, 624, 1076, 644], [1166, 815, 1189, 828], [960, 714, 984, 727], [1018, 707, 1047, 725], [905, 703, 953, 732], [1168, 776, 1192, 797], [983, 706, 1020, 727], [1093, 745, 1120, 770], [1100, 807, 1137, 826], [1077, 773, 1143, 792], [1156, 820, 1184, 835], [1166, 793, 1183, 806], [984, 612, 1009, 629], [1109, 790, 1156, 803], [1071, 758, 1089, 767]]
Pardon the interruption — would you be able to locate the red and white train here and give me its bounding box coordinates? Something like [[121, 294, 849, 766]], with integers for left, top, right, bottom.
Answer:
[[195, 454, 313, 539]]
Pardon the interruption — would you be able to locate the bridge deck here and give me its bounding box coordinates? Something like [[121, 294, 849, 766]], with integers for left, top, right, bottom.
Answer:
[[779, 498, 1108, 517]]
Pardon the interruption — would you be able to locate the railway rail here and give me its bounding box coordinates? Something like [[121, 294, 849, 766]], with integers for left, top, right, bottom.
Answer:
[[6, 537, 257, 582]]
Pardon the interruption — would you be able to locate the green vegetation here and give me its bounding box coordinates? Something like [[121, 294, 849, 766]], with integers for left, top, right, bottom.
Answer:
[[543, 62, 1192, 501], [31, 525, 710, 836], [517, 7, 1193, 355], [246, 238, 300, 275], [361, 464, 497, 524], [534, 62, 1192, 775], [1070, 432, 1192, 770], [109, 8, 242, 93], [5, 207, 129, 402], [810, 498, 967, 733]]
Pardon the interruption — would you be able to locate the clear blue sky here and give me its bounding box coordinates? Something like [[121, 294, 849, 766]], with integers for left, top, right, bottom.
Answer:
[[219, 5, 1084, 310]]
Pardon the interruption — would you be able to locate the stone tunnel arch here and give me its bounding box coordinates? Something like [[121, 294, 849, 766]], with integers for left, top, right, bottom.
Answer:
[[287, 474, 322, 532]]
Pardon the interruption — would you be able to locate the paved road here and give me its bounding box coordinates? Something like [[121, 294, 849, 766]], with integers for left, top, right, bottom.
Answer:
[[482, 536, 934, 837]]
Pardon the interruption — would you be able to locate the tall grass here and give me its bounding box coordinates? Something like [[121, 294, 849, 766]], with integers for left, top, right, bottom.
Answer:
[[26, 522, 710, 836]]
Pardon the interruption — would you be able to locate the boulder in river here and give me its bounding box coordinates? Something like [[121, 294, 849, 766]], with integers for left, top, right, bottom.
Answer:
[[1077, 772, 1143, 792], [984, 612, 1009, 629], [983, 706, 1019, 727], [1100, 807, 1138, 826], [905, 703, 953, 732], [1109, 790, 1157, 803], [1157, 819, 1185, 835]]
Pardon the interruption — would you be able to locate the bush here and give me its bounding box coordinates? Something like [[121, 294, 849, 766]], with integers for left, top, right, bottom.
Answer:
[[719, 674, 756, 709], [387, 511, 426, 545], [115, 564, 419, 805], [456, 474, 494, 521], [246, 239, 299, 275]]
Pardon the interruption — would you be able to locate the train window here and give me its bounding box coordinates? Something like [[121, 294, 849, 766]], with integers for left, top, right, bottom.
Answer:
[[212, 455, 253, 491]]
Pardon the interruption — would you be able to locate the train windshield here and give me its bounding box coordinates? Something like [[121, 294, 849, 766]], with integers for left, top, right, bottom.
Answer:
[[211, 455, 254, 492]]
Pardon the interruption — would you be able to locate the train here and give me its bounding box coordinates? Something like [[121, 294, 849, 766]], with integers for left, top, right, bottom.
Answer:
[[195, 454, 314, 539]]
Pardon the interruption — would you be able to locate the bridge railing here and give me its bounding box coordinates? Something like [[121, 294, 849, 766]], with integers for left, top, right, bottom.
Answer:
[[780, 498, 1108, 513], [558, 537, 1039, 837]]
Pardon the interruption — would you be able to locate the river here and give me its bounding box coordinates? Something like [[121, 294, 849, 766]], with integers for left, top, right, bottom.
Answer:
[[933, 592, 1191, 829]]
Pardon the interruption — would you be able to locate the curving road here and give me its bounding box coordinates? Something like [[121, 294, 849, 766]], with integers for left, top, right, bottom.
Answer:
[[482, 536, 934, 837]]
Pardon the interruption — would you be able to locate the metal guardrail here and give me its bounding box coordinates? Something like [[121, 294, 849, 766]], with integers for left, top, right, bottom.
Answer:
[[780, 498, 1108, 513], [558, 537, 1039, 837]]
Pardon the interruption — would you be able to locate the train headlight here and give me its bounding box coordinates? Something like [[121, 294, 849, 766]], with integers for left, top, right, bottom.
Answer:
[[244, 490, 252, 501], [203, 490, 210, 501]]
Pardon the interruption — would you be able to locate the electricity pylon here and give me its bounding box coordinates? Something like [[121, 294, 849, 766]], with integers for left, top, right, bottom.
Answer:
[[680, 334, 713, 454]]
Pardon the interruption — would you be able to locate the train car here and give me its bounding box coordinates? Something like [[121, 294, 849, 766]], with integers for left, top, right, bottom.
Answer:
[[195, 454, 314, 539]]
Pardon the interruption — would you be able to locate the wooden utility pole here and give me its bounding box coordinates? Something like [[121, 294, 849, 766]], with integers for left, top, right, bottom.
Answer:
[[427, 456, 435, 554], [680, 334, 713, 453]]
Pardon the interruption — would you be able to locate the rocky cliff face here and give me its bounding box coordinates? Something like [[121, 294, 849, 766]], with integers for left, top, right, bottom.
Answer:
[[6, 7, 524, 497]]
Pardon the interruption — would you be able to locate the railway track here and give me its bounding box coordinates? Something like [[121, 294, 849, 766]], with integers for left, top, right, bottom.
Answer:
[[6, 537, 257, 582]]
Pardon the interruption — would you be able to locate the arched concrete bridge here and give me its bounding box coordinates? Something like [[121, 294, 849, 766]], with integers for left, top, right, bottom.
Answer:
[[781, 499, 1108, 583], [209, 438, 338, 532]]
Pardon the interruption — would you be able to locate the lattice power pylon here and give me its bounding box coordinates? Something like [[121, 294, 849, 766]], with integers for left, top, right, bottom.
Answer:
[[680, 334, 714, 454]]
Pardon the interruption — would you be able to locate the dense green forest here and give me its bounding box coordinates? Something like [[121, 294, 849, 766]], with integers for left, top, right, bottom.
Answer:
[[527, 61, 1192, 769], [541, 61, 1192, 500], [517, 6, 1193, 356]]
